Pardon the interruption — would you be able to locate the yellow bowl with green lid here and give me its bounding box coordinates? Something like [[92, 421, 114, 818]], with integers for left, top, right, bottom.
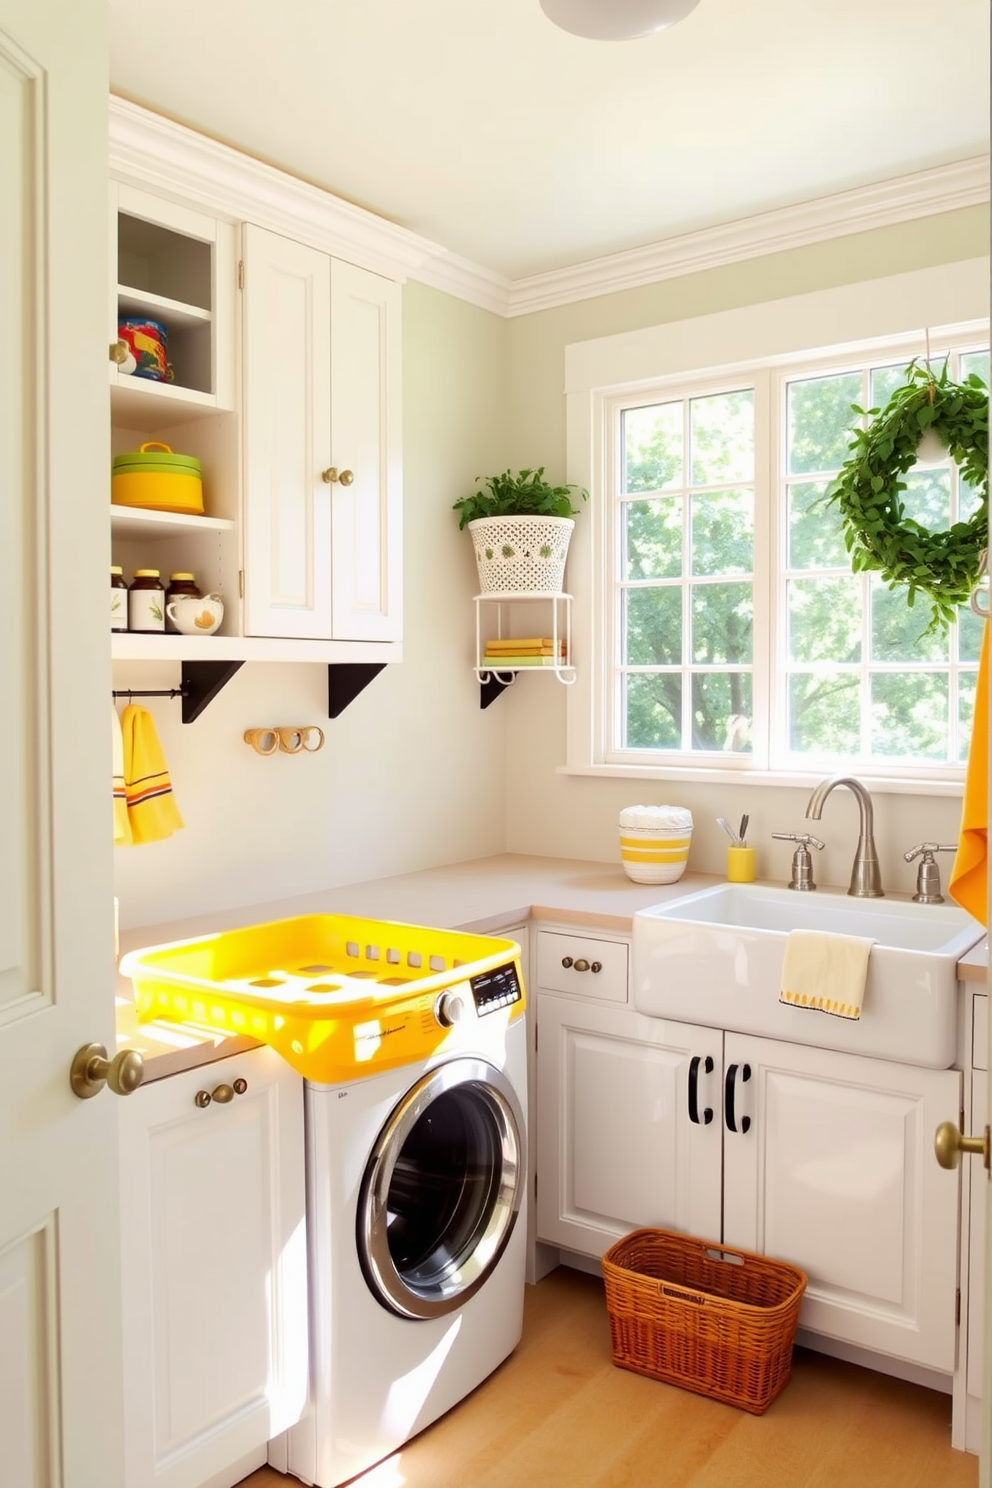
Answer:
[[111, 441, 204, 515]]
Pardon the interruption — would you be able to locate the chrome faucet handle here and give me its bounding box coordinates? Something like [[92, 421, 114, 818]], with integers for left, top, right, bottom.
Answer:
[[772, 832, 825, 892], [903, 843, 957, 904]]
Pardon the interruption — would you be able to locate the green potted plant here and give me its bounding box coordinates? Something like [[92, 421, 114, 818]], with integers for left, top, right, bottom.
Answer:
[[453, 467, 588, 594]]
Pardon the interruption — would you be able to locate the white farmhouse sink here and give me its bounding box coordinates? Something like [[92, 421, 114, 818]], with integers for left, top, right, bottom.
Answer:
[[632, 883, 985, 1067]]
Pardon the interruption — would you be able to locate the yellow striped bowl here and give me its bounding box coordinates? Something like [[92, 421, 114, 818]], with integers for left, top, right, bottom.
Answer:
[[619, 827, 692, 885]]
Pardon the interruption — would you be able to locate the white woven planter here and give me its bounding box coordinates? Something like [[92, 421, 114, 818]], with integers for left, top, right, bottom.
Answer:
[[468, 515, 574, 594]]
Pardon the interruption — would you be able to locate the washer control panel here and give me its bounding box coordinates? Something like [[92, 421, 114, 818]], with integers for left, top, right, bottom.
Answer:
[[469, 960, 523, 1016]]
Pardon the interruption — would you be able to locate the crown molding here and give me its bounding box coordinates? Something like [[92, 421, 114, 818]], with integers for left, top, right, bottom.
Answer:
[[109, 98, 988, 320], [412, 248, 513, 318], [109, 95, 443, 283], [502, 157, 991, 316]]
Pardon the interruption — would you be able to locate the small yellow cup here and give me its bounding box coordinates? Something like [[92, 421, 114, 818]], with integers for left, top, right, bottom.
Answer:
[[727, 846, 756, 883]]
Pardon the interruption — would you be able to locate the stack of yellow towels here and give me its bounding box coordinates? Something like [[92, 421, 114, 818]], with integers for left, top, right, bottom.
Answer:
[[112, 702, 184, 846], [483, 636, 567, 669]]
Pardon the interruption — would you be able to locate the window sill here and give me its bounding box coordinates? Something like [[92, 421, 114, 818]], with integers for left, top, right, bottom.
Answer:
[[557, 761, 965, 797]]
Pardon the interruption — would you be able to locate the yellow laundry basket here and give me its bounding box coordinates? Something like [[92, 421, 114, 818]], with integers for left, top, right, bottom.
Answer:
[[120, 913, 525, 1083]]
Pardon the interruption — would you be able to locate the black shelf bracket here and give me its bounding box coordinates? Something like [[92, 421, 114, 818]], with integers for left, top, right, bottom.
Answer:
[[180, 660, 245, 723], [480, 672, 515, 709], [327, 662, 386, 719]]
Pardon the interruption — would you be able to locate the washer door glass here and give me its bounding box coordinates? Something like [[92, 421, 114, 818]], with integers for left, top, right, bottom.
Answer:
[[358, 1057, 525, 1319]]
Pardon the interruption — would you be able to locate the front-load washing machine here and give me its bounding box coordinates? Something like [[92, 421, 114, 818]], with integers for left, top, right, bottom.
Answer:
[[284, 954, 528, 1487]]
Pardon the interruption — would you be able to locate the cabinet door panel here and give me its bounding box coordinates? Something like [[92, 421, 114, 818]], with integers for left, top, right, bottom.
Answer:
[[723, 1032, 960, 1373], [536, 995, 722, 1257], [329, 259, 401, 641], [119, 1047, 308, 1488], [243, 224, 332, 638]]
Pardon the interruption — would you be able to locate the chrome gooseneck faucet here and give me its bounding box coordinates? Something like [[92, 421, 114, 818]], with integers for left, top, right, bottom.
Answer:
[[805, 774, 884, 898]]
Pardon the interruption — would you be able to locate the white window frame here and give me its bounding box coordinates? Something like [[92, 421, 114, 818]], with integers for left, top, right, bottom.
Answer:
[[563, 258, 990, 796]]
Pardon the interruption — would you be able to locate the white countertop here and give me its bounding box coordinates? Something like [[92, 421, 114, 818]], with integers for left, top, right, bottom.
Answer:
[[115, 853, 989, 1081]]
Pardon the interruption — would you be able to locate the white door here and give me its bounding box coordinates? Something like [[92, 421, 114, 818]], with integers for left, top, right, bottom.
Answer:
[[723, 1032, 961, 1373], [0, 2, 125, 1485], [242, 223, 333, 639], [535, 996, 722, 1256], [328, 258, 402, 642]]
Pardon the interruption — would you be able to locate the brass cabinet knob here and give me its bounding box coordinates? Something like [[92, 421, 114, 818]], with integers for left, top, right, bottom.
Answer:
[[338, 468, 354, 486], [934, 1120, 990, 1171], [573, 958, 590, 972], [195, 1077, 249, 1108], [109, 339, 129, 365], [321, 467, 355, 485], [70, 1042, 145, 1100], [591, 961, 602, 973], [561, 957, 573, 968]]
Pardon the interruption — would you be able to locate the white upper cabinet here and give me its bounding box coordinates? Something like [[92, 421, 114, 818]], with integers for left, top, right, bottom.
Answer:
[[242, 224, 402, 643], [108, 100, 412, 669]]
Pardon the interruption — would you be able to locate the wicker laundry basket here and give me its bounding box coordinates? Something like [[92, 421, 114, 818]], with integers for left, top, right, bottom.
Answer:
[[601, 1228, 807, 1415]]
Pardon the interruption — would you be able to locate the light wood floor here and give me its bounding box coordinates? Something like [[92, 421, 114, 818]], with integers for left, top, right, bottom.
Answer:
[[240, 1267, 978, 1488]]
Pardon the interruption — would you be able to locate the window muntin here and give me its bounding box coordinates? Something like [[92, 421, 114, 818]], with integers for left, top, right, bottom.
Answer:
[[618, 387, 756, 757], [607, 340, 988, 778]]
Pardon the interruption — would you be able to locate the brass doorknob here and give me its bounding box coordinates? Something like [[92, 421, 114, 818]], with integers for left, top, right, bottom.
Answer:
[[934, 1120, 990, 1171], [70, 1042, 145, 1099], [321, 467, 354, 485], [109, 339, 129, 364]]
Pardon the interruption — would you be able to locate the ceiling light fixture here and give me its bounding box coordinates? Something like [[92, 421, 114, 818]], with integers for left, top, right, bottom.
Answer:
[[539, 0, 701, 41]]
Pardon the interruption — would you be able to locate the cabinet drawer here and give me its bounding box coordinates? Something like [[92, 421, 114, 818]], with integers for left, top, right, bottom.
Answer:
[[536, 929, 628, 1002], [974, 994, 988, 1072]]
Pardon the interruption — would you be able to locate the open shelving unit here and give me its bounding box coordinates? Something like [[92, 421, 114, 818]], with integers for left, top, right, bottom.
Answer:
[[473, 592, 575, 709]]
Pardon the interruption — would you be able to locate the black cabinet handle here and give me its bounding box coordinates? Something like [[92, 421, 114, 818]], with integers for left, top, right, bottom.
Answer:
[[687, 1055, 714, 1126], [725, 1062, 752, 1134]]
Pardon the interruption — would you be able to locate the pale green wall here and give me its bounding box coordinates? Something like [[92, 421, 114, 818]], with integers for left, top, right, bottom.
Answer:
[[507, 205, 988, 478], [500, 205, 990, 894]]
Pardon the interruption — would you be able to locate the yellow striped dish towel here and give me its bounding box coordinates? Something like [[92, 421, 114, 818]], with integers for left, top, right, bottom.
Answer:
[[949, 620, 988, 926], [121, 703, 184, 845], [779, 929, 873, 1021], [112, 702, 131, 845]]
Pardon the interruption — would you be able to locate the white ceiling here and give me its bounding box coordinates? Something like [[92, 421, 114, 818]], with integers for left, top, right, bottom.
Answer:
[[108, 0, 990, 282]]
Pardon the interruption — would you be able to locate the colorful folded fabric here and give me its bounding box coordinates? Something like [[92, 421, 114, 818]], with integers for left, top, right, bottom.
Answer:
[[484, 637, 561, 651], [120, 703, 184, 845], [112, 702, 131, 846], [949, 621, 988, 926]]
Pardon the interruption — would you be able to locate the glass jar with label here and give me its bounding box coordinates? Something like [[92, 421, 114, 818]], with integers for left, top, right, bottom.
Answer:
[[111, 566, 128, 632], [128, 570, 166, 633], [165, 573, 200, 633]]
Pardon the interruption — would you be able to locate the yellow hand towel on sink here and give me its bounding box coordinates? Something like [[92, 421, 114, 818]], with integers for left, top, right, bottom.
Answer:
[[779, 929, 873, 1020]]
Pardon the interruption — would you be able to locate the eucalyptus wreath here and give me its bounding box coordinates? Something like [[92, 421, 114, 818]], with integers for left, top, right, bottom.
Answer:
[[828, 360, 988, 634]]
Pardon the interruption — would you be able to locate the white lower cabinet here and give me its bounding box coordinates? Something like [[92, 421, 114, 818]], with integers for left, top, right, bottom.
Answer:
[[535, 930, 962, 1375], [536, 995, 722, 1253], [119, 1046, 308, 1488], [721, 1032, 961, 1373]]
